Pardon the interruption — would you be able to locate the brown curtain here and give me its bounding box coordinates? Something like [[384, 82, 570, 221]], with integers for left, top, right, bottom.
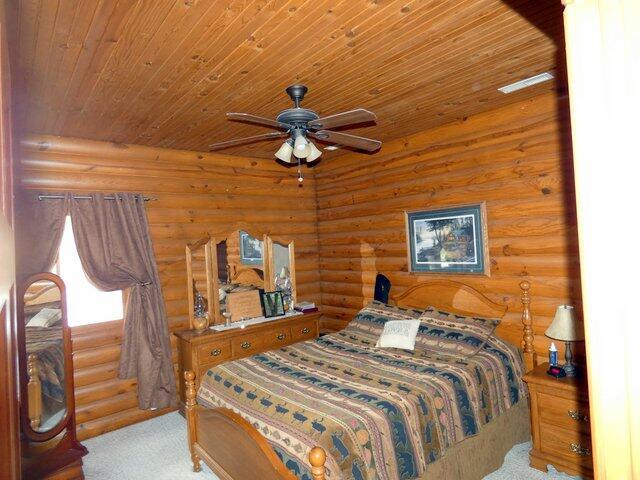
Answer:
[[14, 191, 69, 281], [70, 193, 175, 409]]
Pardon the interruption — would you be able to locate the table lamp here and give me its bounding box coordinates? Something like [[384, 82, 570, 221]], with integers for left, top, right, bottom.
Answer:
[[545, 305, 584, 377]]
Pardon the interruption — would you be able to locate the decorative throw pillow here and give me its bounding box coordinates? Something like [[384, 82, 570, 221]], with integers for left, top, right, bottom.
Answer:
[[414, 306, 501, 358], [26, 308, 62, 328], [344, 300, 423, 340], [376, 319, 421, 350]]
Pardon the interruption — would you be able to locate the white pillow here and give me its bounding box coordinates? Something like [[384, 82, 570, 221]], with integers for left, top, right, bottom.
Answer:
[[26, 308, 62, 327], [376, 319, 421, 351]]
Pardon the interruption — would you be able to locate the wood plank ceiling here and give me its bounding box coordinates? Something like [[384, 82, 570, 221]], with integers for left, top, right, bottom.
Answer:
[[8, 0, 564, 159]]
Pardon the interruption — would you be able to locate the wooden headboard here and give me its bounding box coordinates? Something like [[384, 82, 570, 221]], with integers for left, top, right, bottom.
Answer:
[[230, 266, 264, 288], [391, 279, 536, 372]]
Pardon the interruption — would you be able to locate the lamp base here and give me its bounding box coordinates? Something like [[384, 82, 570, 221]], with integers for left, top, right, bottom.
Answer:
[[562, 362, 578, 377], [563, 341, 578, 377]]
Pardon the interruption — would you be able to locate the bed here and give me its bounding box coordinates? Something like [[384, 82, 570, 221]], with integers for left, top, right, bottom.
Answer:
[[184, 279, 537, 480]]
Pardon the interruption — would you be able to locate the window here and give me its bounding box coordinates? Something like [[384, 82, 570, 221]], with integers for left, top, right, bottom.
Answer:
[[54, 216, 124, 327]]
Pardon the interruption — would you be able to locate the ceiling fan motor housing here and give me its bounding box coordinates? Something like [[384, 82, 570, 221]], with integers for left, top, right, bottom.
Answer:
[[276, 108, 319, 129]]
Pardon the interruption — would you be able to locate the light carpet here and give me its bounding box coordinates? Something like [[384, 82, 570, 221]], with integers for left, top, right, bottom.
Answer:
[[83, 412, 582, 480]]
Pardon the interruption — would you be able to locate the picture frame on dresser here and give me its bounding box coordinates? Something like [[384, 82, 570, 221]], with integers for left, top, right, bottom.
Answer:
[[261, 291, 285, 318], [405, 202, 490, 275]]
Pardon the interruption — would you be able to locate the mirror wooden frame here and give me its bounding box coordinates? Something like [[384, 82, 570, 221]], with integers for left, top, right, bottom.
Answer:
[[184, 229, 299, 328], [17, 272, 87, 479], [185, 235, 215, 330], [264, 236, 297, 307]]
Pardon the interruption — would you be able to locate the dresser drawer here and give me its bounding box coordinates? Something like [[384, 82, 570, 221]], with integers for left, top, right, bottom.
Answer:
[[197, 340, 232, 364], [537, 392, 590, 433], [290, 318, 318, 342], [539, 423, 592, 467], [231, 332, 266, 357], [264, 326, 291, 349]]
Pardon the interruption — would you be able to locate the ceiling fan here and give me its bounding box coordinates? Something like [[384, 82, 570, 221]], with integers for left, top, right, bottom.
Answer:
[[208, 84, 382, 165]]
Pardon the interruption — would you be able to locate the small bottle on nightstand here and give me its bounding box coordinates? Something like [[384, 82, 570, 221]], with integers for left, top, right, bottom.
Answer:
[[549, 342, 558, 366]]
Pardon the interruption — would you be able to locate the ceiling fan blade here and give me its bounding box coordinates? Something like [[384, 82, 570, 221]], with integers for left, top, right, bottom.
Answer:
[[307, 109, 377, 130], [226, 112, 291, 130], [209, 132, 288, 150], [309, 130, 381, 152]]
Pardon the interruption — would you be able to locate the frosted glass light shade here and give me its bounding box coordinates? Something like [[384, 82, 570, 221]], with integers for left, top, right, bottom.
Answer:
[[306, 141, 322, 162], [274, 141, 294, 163], [545, 305, 584, 341], [293, 135, 311, 158]]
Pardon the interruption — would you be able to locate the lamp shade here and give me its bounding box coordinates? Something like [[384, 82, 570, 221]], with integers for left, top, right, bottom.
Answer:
[[545, 305, 584, 341], [293, 135, 311, 158], [306, 141, 322, 162], [274, 141, 294, 163]]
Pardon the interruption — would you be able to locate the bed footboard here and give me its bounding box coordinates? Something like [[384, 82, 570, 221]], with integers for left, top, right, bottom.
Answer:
[[184, 371, 326, 480]]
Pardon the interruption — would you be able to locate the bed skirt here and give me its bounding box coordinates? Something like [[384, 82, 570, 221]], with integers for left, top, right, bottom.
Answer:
[[420, 398, 531, 480]]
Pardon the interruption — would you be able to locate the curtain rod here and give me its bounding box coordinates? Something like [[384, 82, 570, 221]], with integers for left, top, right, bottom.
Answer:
[[37, 194, 155, 202]]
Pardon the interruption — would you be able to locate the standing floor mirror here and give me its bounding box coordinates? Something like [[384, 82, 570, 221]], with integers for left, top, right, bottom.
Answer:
[[18, 272, 87, 480]]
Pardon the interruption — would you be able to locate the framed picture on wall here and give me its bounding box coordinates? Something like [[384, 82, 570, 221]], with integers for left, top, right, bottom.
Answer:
[[239, 231, 263, 266], [405, 203, 490, 275]]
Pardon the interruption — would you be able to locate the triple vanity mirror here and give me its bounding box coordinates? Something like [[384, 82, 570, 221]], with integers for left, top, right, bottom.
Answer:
[[186, 230, 297, 330]]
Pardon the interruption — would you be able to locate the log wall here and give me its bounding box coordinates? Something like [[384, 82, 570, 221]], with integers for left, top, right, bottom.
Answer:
[[17, 135, 320, 440], [314, 93, 580, 359]]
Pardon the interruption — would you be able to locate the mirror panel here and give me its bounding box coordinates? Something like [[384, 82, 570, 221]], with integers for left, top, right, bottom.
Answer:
[[267, 238, 297, 311], [23, 279, 66, 433], [214, 230, 266, 324]]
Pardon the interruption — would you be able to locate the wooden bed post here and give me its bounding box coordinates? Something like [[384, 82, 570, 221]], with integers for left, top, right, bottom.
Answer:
[[184, 371, 201, 472], [520, 281, 537, 372], [309, 446, 326, 480], [27, 354, 42, 430]]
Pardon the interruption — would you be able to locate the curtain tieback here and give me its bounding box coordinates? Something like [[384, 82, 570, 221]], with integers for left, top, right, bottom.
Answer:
[[137, 281, 152, 286]]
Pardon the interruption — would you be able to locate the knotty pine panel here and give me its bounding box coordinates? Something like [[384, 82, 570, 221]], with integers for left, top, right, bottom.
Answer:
[[18, 135, 321, 440], [314, 93, 580, 362], [10, 0, 564, 157]]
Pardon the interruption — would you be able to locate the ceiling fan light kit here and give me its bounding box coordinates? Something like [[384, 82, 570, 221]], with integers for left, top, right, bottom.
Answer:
[[274, 140, 294, 163], [209, 84, 381, 174]]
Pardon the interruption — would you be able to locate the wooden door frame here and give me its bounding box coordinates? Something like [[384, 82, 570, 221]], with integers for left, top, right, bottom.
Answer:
[[562, 0, 640, 478], [0, 1, 19, 477]]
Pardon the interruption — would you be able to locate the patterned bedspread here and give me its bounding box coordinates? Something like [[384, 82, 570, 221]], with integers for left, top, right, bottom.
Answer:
[[25, 326, 65, 403], [198, 313, 526, 480]]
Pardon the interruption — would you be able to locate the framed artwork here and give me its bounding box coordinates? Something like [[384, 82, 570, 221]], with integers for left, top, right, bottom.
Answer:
[[239, 231, 263, 265], [260, 291, 285, 318], [405, 203, 490, 275]]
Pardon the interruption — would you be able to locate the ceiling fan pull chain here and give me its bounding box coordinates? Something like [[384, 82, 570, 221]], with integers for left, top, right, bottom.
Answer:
[[297, 158, 304, 184]]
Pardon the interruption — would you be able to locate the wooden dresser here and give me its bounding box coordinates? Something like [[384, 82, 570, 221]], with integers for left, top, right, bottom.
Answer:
[[524, 362, 593, 479], [175, 311, 321, 409]]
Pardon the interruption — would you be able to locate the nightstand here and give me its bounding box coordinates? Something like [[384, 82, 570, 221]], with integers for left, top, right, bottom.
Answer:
[[524, 363, 593, 479], [175, 311, 321, 411]]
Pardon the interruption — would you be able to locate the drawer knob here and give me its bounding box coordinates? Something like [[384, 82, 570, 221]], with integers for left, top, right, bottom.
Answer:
[[570, 443, 591, 457], [241, 341, 251, 349], [568, 410, 589, 422], [301, 327, 310, 334], [210, 348, 221, 357], [277, 333, 286, 340]]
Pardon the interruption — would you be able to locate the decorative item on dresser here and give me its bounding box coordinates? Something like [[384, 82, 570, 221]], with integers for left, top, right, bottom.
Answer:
[[17, 273, 87, 480], [524, 362, 593, 479], [175, 311, 321, 409]]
